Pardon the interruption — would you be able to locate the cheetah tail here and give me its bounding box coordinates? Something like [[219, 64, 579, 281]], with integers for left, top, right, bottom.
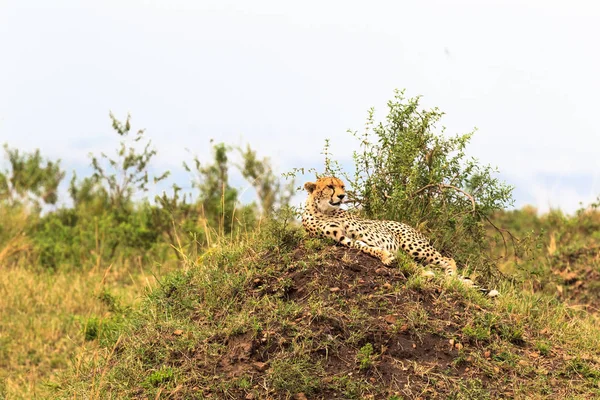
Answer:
[[459, 276, 499, 298]]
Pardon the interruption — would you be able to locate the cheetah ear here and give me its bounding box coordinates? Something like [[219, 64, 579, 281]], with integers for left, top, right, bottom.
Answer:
[[304, 182, 317, 193]]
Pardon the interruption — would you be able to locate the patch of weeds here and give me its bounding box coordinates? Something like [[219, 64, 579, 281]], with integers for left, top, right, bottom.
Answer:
[[307, 296, 327, 318], [454, 378, 491, 400], [83, 317, 100, 341], [228, 314, 252, 336], [356, 343, 376, 370], [272, 277, 295, 299], [534, 340, 551, 356], [81, 314, 124, 345], [532, 375, 553, 396], [347, 330, 367, 346], [588, 281, 600, 295], [304, 237, 326, 252], [335, 296, 348, 308], [329, 375, 373, 399], [462, 314, 494, 343], [563, 358, 600, 381], [497, 322, 525, 345], [143, 366, 175, 388], [98, 289, 122, 313], [405, 274, 426, 291], [396, 251, 417, 275], [453, 349, 469, 367], [269, 356, 322, 395], [462, 324, 490, 342], [347, 306, 368, 327], [261, 206, 304, 251], [443, 277, 471, 297], [388, 395, 404, 400], [492, 351, 519, 367], [135, 343, 168, 366], [237, 376, 252, 390], [405, 306, 429, 330]]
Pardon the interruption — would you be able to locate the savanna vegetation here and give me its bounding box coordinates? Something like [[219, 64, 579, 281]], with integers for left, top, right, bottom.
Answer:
[[1, 91, 599, 399]]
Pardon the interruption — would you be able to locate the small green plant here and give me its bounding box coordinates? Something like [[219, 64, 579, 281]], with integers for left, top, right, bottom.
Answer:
[[237, 376, 252, 390], [498, 322, 525, 344], [455, 378, 491, 400], [452, 349, 468, 367], [83, 317, 99, 341], [405, 274, 426, 291], [261, 205, 303, 251], [462, 324, 491, 342], [396, 250, 417, 275], [269, 357, 321, 395], [357, 343, 376, 370], [98, 289, 121, 313], [563, 358, 600, 380], [329, 375, 373, 398], [492, 351, 519, 367], [535, 340, 551, 356], [462, 313, 497, 342], [144, 366, 175, 388], [405, 306, 429, 330]]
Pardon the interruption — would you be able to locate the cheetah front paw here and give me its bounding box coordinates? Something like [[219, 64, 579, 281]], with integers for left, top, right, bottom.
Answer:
[[381, 251, 396, 266], [420, 269, 435, 278]]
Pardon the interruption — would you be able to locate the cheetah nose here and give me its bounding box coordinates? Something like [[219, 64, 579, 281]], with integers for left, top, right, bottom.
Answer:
[[338, 194, 345, 200]]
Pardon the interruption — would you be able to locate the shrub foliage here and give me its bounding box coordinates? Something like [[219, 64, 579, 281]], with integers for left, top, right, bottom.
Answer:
[[311, 90, 514, 277]]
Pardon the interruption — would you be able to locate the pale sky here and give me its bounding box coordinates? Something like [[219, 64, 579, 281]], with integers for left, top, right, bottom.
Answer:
[[1, 0, 599, 213]]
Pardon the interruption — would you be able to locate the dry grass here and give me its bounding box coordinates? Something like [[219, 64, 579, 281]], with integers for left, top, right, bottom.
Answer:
[[0, 263, 165, 399], [0, 206, 32, 267]]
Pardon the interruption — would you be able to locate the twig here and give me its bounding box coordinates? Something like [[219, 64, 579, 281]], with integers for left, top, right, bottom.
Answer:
[[413, 183, 477, 212], [483, 214, 519, 259]]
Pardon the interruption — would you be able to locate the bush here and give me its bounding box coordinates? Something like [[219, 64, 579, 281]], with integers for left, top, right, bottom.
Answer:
[[305, 90, 514, 278]]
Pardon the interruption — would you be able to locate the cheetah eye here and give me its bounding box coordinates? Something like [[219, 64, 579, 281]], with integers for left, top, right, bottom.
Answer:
[[328, 185, 334, 190]]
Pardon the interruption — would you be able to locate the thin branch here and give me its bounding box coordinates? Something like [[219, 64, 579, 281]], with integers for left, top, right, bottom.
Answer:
[[413, 183, 476, 212], [483, 214, 519, 259]]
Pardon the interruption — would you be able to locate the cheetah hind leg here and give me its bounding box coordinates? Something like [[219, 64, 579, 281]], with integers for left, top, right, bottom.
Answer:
[[421, 269, 435, 278], [379, 249, 396, 266], [456, 276, 500, 298], [343, 239, 396, 266], [361, 244, 395, 266], [433, 257, 499, 298]]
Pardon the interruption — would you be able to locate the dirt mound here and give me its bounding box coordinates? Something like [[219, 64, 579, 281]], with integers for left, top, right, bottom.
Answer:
[[213, 246, 467, 398], [189, 244, 557, 399], [67, 240, 600, 399]]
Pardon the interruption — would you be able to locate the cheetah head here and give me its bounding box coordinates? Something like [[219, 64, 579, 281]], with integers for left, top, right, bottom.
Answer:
[[304, 177, 346, 213]]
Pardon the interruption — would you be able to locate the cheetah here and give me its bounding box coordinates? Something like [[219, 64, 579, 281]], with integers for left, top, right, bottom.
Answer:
[[302, 176, 498, 297]]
